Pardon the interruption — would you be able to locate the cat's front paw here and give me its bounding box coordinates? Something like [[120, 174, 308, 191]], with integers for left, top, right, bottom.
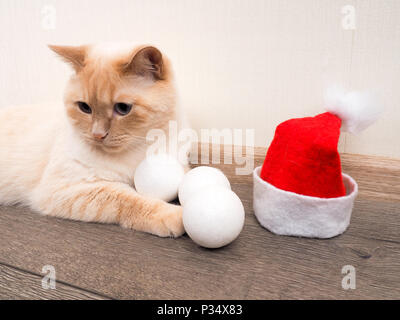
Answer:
[[151, 203, 185, 238], [119, 198, 185, 238]]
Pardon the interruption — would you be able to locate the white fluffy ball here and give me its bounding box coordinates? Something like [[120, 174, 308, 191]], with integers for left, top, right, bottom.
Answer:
[[324, 86, 382, 134], [178, 166, 231, 206], [183, 186, 245, 248], [134, 153, 185, 202]]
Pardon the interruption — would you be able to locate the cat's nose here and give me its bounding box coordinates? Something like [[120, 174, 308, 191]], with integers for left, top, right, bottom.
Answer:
[[92, 131, 108, 140]]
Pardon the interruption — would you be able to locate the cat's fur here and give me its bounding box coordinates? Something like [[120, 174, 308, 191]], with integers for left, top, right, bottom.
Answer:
[[0, 43, 187, 237]]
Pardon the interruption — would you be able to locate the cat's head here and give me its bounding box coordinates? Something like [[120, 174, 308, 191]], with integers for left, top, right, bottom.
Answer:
[[49, 43, 176, 153]]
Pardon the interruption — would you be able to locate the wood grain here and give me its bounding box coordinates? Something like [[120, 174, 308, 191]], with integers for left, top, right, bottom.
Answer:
[[0, 263, 108, 300], [0, 148, 399, 299]]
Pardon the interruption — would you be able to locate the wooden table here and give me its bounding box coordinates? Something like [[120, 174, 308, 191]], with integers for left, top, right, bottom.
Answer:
[[0, 148, 399, 299]]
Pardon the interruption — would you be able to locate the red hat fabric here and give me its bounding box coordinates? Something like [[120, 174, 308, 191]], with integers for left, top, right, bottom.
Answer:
[[253, 89, 379, 238], [260, 112, 346, 198]]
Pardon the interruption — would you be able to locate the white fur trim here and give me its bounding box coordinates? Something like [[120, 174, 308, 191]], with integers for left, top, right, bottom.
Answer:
[[253, 167, 358, 238], [324, 86, 382, 134]]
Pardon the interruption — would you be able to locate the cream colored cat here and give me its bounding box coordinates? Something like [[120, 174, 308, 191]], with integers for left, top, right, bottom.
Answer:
[[0, 43, 186, 237]]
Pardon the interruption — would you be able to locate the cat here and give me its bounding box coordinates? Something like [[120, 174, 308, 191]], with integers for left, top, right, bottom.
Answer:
[[0, 43, 188, 237]]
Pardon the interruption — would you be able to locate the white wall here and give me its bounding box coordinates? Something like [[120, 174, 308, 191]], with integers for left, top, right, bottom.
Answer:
[[0, 0, 399, 158]]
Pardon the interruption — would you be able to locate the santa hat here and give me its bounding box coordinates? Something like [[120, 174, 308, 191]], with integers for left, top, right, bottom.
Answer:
[[253, 88, 382, 238]]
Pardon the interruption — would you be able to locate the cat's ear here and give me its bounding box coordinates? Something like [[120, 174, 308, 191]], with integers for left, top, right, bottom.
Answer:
[[123, 46, 164, 80], [48, 45, 87, 72]]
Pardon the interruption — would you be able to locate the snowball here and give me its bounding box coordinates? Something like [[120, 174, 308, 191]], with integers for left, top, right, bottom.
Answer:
[[134, 153, 185, 202], [178, 166, 231, 206], [183, 186, 245, 248]]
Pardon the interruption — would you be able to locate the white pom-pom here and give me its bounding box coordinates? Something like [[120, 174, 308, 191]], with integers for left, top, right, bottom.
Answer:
[[324, 86, 383, 134]]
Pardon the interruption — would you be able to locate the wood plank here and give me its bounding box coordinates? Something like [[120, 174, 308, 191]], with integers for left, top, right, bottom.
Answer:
[[0, 186, 399, 299], [0, 150, 399, 299], [340, 153, 400, 202], [0, 263, 108, 300]]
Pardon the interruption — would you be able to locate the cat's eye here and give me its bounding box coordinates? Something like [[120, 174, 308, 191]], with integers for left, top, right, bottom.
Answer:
[[77, 101, 92, 114], [114, 103, 132, 116]]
